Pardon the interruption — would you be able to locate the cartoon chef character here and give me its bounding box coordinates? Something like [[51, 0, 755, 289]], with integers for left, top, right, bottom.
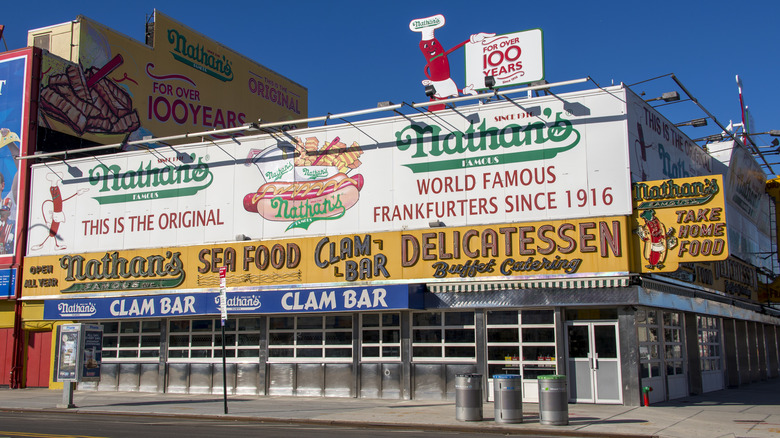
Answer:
[[635, 209, 677, 270], [31, 172, 88, 251], [410, 15, 493, 107]]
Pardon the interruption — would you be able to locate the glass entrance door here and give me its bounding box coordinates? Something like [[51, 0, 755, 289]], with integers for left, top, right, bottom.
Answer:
[[566, 322, 622, 404]]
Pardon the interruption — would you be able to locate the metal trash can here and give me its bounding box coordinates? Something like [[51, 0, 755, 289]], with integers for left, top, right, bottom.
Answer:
[[455, 373, 483, 421], [493, 374, 522, 423], [537, 375, 568, 425]]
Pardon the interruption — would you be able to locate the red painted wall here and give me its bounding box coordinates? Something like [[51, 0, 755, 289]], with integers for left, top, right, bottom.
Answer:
[[0, 328, 12, 386], [25, 331, 51, 387]]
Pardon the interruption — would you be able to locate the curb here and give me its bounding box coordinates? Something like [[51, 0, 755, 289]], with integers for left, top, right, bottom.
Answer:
[[0, 406, 657, 438]]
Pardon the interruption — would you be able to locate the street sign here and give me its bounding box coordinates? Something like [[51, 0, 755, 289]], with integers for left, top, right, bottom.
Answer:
[[219, 266, 227, 324]]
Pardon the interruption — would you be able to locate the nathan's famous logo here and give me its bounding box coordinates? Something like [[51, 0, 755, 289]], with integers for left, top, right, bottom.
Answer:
[[410, 16, 443, 31], [632, 178, 719, 209], [215, 294, 262, 311], [57, 301, 97, 317], [59, 251, 185, 293], [167, 28, 233, 82], [243, 137, 364, 231], [87, 154, 213, 204], [395, 108, 580, 173]]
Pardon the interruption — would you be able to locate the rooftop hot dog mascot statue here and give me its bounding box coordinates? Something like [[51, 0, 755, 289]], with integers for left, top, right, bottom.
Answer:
[[409, 14, 494, 111]]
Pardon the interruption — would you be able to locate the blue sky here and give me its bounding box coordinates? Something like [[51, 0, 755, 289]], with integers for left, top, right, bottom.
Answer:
[[4, 0, 779, 162]]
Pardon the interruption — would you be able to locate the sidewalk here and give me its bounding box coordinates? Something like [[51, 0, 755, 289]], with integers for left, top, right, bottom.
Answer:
[[1, 379, 779, 437]]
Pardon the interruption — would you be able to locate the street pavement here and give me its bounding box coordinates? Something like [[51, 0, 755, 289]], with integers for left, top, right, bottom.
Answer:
[[1, 379, 779, 437]]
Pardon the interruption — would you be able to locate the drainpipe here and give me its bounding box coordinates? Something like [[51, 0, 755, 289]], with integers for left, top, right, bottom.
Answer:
[[9, 300, 23, 388]]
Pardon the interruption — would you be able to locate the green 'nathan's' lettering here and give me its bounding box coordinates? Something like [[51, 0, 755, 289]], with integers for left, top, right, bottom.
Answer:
[[632, 178, 720, 209], [394, 108, 580, 173], [87, 154, 213, 204], [167, 28, 233, 82]]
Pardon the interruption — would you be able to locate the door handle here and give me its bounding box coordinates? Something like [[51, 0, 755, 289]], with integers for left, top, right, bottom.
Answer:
[[593, 353, 599, 370]]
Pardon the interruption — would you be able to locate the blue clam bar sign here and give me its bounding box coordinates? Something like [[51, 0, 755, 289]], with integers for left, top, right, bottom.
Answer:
[[43, 284, 424, 320]]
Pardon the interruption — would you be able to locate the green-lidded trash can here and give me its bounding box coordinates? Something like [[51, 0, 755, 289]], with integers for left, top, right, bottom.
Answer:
[[455, 373, 483, 421], [493, 375, 522, 423], [538, 375, 568, 425]]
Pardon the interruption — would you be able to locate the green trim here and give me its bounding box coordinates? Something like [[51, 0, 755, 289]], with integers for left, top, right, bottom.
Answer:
[[61, 274, 185, 293], [636, 194, 715, 210]]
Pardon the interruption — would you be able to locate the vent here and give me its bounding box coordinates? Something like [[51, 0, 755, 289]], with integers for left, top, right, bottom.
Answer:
[[33, 34, 50, 51]]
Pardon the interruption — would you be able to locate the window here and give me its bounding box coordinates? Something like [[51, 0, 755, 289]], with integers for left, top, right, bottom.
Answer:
[[638, 309, 687, 378], [33, 34, 50, 51], [267, 314, 353, 361], [167, 318, 261, 360], [486, 309, 556, 379], [697, 316, 722, 372], [101, 320, 161, 361], [663, 312, 685, 376], [361, 312, 401, 360], [637, 309, 662, 379], [412, 311, 475, 360]]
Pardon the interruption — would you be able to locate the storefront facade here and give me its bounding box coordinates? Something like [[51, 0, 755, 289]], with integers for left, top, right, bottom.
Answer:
[[30, 277, 780, 405], [18, 84, 780, 405]]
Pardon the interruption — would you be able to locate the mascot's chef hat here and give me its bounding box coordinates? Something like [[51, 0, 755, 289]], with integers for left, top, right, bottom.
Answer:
[[639, 209, 656, 221], [409, 14, 445, 41]]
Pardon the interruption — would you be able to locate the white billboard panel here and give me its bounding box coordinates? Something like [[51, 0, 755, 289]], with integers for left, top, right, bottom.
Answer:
[[725, 144, 767, 223], [627, 90, 717, 182], [710, 140, 772, 268], [27, 87, 632, 255], [465, 29, 544, 91]]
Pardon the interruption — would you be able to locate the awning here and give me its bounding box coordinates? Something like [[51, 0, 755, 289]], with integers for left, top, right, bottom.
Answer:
[[428, 276, 630, 293]]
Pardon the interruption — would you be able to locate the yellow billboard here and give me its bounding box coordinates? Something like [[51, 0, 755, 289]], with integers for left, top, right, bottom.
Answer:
[[37, 11, 307, 146], [22, 216, 630, 297], [632, 175, 728, 273]]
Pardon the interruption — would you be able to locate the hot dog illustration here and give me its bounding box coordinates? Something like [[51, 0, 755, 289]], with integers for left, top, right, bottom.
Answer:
[[635, 209, 677, 270], [243, 173, 364, 220], [243, 137, 364, 229], [31, 172, 88, 251]]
